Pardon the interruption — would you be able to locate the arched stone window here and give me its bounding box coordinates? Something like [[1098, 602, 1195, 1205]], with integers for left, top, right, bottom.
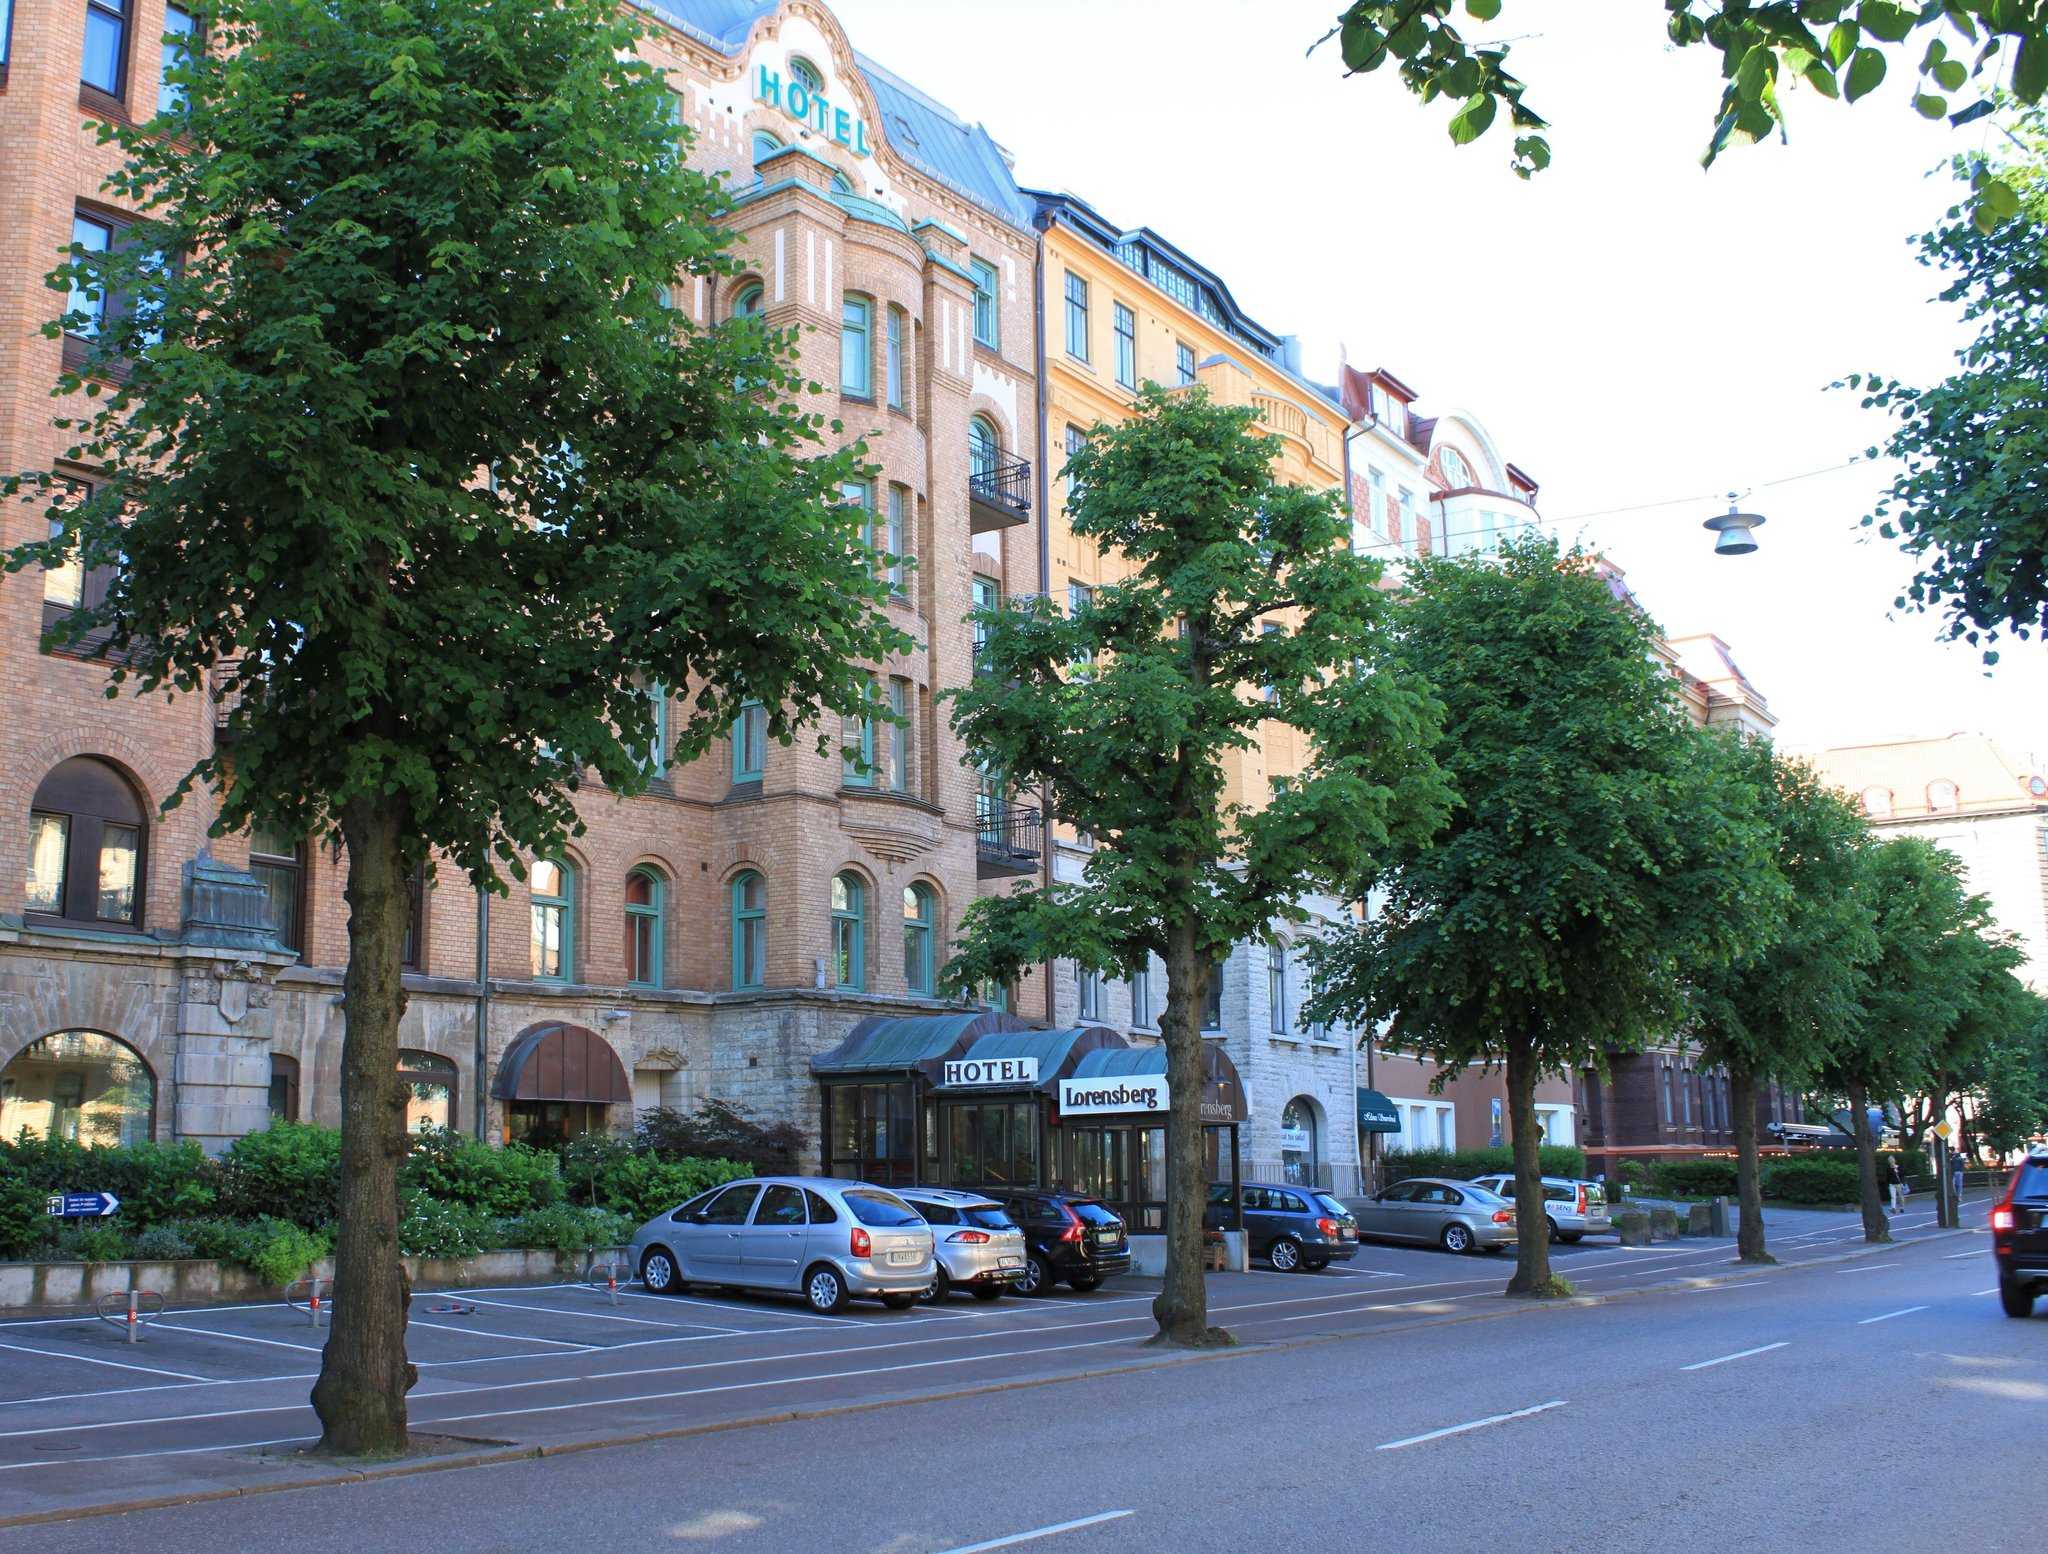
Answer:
[[1280, 1095, 1321, 1188], [0, 1031, 154, 1147], [831, 871, 867, 990], [902, 883, 936, 995], [397, 1049, 457, 1133], [731, 871, 766, 989], [25, 757, 146, 928], [625, 867, 664, 987]]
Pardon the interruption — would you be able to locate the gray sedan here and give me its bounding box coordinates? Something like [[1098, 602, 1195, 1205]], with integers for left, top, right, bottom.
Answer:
[[628, 1175, 936, 1315], [1352, 1176, 1518, 1254]]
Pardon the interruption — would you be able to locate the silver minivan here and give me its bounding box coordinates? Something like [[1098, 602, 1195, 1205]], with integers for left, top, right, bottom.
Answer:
[[1467, 1175, 1612, 1243], [628, 1176, 936, 1315], [899, 1188, 1028, 1301]]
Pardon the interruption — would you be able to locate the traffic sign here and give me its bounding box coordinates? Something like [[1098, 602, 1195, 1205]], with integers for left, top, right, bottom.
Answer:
[[1934, 1121, 1954, 1141], [44, 1191, 121, 1218]]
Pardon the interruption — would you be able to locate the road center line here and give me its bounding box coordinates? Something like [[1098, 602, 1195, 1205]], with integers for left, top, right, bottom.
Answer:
[[0, 1338, 206, 1382], [1857, 1305, 1929, 1325], [1944, 1251, 1985, 1260], [1680, 1341, 1789, 1371], [1375, 1399, 1568, 1452], [933, 1510, 1136, 1553]]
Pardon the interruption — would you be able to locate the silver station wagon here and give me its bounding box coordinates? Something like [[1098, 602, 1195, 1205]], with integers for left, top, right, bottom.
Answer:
[[629, 1175, 936, 1315]]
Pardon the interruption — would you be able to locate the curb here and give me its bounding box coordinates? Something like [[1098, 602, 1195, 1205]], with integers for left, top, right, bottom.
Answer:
[[0, 1224, 1975, 1531]]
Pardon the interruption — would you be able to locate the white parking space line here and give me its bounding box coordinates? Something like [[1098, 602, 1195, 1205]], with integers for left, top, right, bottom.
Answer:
[[0, 1434, 317, 1474], [0, 1398, 306, 1441], [1835, 1263, 1901, 1274], [1857, 1305, 1930, 1325], [1945, 1251, 1986, 1260], [154, 1321, 333, 1354], [457, 1296, 743, 1334], [407, 1318, 595, 1351], [0, 1369, 318, 1410], [423, 1335, 1139, 1427], [1679, 1342, 1789, 1372], [1679, 1281, 1765, 1294], [1375, 1399, 1567, 1452], [1973, 1287, 2000, 1296], [934, 1510, 1135, 1553], [0, 1338, 206, 1382], [1274, 1292, 1486, 1324]]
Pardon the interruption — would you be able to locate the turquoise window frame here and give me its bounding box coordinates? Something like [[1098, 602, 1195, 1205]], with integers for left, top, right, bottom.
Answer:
[[831, 872, 866, 990], [733, 699, 766, 782], [887, 676, 910, 793], [1113, 302, 1135, 389], [842, 674, 877, 788], [970, 257, 999, 348], [902, 883, 935, 995], [885, 305, 906, 409], [885, 484, 907, 592], [840, 294, 872, 396], [730, 870, 765, 989], [530, 859, 575, 982], [625, 868, 664, 988]]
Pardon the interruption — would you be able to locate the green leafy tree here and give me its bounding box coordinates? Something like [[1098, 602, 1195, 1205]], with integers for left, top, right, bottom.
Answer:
[[1308, 536, 1777, 1298], [1316, 2, 2048, 223], [1685, 739, 1875, 1262], [942, 387, 1452, 1346], [5, 0, 901, 1454], [1975, 1000, 2048, 1157], [1826, 839, 1979, 1240], [1849, 109, 2048, 659]]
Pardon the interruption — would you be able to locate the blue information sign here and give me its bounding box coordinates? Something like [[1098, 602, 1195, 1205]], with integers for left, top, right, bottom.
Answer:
[[45, 1191, 121, 1218]]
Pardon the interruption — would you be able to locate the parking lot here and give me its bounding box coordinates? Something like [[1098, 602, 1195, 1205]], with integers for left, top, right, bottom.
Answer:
[[0, 1199, 1980, 1527]]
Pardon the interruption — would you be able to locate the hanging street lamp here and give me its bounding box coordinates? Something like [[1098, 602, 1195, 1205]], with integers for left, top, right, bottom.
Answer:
[[1703, 492, 1766, 556]]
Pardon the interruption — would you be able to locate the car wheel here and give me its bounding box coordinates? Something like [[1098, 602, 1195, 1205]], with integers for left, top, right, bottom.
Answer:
[[1017, 1253, 1054, 1297], [1070, 1274, 1102, 1291], [1546, 1216, 1561, 1244], [880, 1293, 919, 1310], [1441, 1223, 1474, 1255], [2001, 1279, 2036, 1319], [970, 1285, 1006, 1302], [919, 1269, 952, 1305], [803, 1263, 848, 1316], [1269, 1237, 1303, 1273], [639, 1247, 681, 1295]]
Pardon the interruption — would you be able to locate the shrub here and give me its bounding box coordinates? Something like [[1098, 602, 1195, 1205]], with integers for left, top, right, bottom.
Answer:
[[1380, 1145, 1589, 1185], [130, 1225, 197, 1261], [398, 1190, 502, 1259], [501, 1204, 633, 1254], [219, 1123, 341, 1227], [568, 1151, 749, 1223], [49, 1224, 132, 1263], [405, 1127, 562, 1217], [226, 1218, 330, 1285], [1761, 1158, 1863, 1205], [0, 1174, 50, 1259], [634, 1099, 803, 1174], [1646, 1159, 1739, 1198]]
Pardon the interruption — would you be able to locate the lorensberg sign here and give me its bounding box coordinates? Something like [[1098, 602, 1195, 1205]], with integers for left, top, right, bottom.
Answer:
[[942, 1057, 1039, 1087], [1058, 1076, 1169, 1117], [756, 64, 873, 157]]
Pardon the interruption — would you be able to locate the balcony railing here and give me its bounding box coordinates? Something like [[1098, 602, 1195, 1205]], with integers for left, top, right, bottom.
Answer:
[[968, 450, 1031, 533], [1251, 393, 1307, 440], [975, 801, 1043, 877]]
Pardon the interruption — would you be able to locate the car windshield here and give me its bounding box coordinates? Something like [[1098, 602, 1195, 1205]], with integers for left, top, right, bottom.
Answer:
[[2017, 1161, 2048, 1200], [842, 1189, 924, 1228], [1067, 1199, 1122, 1227], [1312, 1193, 1351, 1217], [962, 1204, 1016, 1230]]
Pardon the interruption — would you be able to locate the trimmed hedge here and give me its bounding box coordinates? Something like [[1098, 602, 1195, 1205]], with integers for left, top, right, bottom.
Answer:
[[1760, 1157, 1863, 1205], [1381, 1145, 1589, 1184], [1646, 1159, 1739, 1198]]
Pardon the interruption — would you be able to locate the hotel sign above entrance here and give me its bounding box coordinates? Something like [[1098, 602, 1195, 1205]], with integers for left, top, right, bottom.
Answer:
[[756, 65, 872, 157]]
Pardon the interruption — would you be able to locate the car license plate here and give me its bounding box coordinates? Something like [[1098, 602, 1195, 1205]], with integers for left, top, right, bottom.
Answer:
[[1095, 1229, 1119, 1246], [887, 1249, 920, 1265], [998, 1255, 1022, 1268], [1339, 1227, 1357, 1240]]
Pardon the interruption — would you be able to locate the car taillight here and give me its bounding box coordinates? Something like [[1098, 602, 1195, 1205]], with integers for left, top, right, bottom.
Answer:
[[1315, 1217, 1339, 1237], [947, 1230, 990, 1244], [1575, 1186, 1587, 1214], [850, 1227, 871, 1259], [1058, 1207, 1084, 1244], [1492, 1210, 1513, 1225], [1992, 1207, 2015, 1233]]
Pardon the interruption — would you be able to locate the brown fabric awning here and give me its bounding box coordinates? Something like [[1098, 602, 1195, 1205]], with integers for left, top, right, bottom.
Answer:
[[491, 1022, 632, 1104]]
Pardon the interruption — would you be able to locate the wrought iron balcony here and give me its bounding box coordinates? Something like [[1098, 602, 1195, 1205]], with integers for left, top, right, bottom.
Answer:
[[975, 802, 1043, 878], [968, 450, 1031, 533]]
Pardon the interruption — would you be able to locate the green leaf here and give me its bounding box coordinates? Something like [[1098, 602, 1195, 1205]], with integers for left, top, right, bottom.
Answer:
[[1339, 13, 1385, 72], [1827, 20, 1859, 66], [1465, 0, 1501, 18], [1845, 46, 1887, 101], [1913, 91, 1949, 117], [1857, 1, 1915, 43], [1933, 58, 1967, 90], [1448, 92, 1498, 144], [2016, 33, 2048, 103]]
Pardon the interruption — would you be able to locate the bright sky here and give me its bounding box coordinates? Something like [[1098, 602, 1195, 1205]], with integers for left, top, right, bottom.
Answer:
[[832, 0, 2047, 768]]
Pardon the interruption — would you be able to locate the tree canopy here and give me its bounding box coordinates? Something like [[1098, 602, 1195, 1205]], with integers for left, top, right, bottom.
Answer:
[[1309, 535, 1778, 1294], [943, 386, 1451, 1343]]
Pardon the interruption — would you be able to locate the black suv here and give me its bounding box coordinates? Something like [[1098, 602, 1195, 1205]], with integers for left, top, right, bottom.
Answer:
[[1206, 1182, 1360, 1272], [1994, 1150, 2048, 1318], [1003, 1192, 1131, 1295]]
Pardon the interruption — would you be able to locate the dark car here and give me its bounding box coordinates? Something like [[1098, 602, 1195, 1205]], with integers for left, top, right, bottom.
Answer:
[[1993, 1149, 2048, 1318], [1002, 1191, 1132, 1295], [1205, 1182, 1359, 1272]]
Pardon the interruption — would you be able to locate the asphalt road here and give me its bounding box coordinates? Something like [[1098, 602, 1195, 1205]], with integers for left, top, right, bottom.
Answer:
[[0, 1199, 2022, 1553]]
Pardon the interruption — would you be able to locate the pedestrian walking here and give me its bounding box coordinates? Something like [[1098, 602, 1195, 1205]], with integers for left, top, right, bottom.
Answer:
[[1887, 1157, 1904, 1215], [1951, 1147, 1967, 1208]]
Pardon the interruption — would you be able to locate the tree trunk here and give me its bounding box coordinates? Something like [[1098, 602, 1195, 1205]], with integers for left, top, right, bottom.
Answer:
[[311, 797, 418, 1455], [1503, 1037, 1554, 1296], [1729, 1065, 1771, 1263], [1150, 918, 1232, 1348], [1845, 1077, 1890, 1245]]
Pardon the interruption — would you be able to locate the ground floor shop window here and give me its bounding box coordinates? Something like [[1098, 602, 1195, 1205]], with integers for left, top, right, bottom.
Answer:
[[268, 1054, 300, 1123], [507, 1099, 609, 1146], [398, 1049, 457, 1133], [941, 1100, 1038, 1190], [826, 1081, 914, 1185], [1280, 1095, 1321, 1188], [0, 1030, 154, 1147]]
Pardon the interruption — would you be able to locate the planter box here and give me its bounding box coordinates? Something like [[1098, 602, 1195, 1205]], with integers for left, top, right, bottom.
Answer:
[[0, 1246, 620, 1316]]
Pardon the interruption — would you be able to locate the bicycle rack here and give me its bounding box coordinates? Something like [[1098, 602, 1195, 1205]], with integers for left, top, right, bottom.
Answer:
[[584, 1252, 633, 1307], [284, 1275, 335, 1328], [93, 1289, 165, 1345]]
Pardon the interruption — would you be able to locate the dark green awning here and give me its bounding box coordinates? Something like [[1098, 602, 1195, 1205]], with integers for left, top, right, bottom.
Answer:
[[1357, 1088, 1401, 1133], [810, 1012, 1030, 1079]]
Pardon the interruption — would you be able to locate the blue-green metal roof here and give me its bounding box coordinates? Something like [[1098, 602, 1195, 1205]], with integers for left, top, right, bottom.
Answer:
[[811, 1013, 986, 1075], [941, 1027, 1125, 1090], [1069, 1045, 1166, 1081]]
